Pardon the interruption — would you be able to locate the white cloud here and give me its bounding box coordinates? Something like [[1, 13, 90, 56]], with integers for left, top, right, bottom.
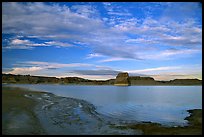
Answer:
[[138, 48, 201, 60], [23, 61, 93, 68], [113, 18, 138, 31], [150, 74, 201, 81], [4, 61, 94, 75], [126, 64, 202, 80], [64, 73, 116, 80], [160, 2, 202, 22], [103, 2, 132, 17], [2, 2, 202, 81], [6, 67, 43, 75], [5, 38, 47, 49], [44, 41, 73, 47], [71, 4, 99, 18], [3, 45, 33, 50], [160, 49, 200, 57], [114, 17, 201, 47], [103, 2, 111, 6], [3, 61, 118, 80], [2, 2, 202, 61], [11, 39, 30, 45], [10, 61, 115, 72], [2, 2, 103, 40], [108, 11, 132, 16], [98, 57, 134, 62], [149, 65, 202, 80], [86, 53, 105, 59], [125, 38, 158, 44], [4, 38, 73, 49], [126, 66, 182, 74]]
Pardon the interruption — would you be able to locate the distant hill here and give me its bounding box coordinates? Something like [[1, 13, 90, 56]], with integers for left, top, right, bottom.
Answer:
[[116, 73, 202, 86], [2, 73, 202, 85], [129, 76, 156, 85], [129, 76, 202, 85], [2, 74, 115, 85]]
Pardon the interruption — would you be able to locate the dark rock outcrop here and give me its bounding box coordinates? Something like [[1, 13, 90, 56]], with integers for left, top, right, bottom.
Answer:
[[114, 72, 130, 86]]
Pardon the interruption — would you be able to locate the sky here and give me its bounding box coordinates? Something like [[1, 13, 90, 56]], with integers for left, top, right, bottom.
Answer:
[[2, 2, 202, 81]]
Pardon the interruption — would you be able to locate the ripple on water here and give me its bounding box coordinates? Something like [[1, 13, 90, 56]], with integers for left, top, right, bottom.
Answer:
[[97, 103, 190, 126]]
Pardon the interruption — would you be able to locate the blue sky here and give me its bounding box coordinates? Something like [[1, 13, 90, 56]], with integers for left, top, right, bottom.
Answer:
[[2, 2, 202, 80]]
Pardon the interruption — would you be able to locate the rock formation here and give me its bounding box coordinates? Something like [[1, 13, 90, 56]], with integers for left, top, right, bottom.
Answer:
[[114, 72, 130, 86]]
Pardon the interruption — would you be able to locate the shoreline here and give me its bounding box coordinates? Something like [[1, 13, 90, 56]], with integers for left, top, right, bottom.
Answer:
[[2, 83, 202, 86], [2, 86, 47, 135], [114, 109, 202, 135], [2, 86, 202, 135], [2, 73, 202, 86]]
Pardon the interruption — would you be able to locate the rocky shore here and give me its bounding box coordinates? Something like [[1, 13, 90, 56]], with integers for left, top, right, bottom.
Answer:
[[114, 109, 202, 135]]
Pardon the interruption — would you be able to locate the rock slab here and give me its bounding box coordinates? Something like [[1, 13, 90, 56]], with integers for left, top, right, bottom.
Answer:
[[114, 72, 130, 86]]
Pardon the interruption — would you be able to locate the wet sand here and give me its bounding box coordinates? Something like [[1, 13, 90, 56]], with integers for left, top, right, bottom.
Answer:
[[2, 87, 46, 135], [2, 86, 202, 135]]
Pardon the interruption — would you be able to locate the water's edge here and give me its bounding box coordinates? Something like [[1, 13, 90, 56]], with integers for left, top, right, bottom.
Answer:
[[2, 85, 202, 135], [2, 86, 140, 135]]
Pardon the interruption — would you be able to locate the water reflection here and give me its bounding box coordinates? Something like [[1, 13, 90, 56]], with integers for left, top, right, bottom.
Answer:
[[4, 84, 202, 126]]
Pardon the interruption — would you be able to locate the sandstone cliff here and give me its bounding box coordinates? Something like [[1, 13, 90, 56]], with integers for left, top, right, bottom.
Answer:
[[114, 72, 130, 86]]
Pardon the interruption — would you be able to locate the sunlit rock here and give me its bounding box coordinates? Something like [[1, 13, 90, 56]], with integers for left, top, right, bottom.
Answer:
[[114, 72, 130, 86]]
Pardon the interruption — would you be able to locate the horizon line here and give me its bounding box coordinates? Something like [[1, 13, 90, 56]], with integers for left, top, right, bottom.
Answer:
[[2, 73, 202, 82]]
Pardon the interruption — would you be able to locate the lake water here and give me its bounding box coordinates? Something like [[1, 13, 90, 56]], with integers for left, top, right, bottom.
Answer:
[[5, 84, 202, 126]]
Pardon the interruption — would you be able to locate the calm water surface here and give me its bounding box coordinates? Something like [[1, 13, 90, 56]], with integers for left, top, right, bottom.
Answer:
[[5, 84, 202, 126]]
